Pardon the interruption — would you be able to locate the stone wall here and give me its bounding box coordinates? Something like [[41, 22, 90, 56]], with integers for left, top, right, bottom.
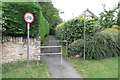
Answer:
[[2, 36, 41, 63]]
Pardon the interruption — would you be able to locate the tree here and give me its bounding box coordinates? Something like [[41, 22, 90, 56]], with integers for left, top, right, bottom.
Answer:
[[117, 2, 120, 26], [37, 2, 62, 34], [99, 8, 117, 28], [117, 13, 120, 26]]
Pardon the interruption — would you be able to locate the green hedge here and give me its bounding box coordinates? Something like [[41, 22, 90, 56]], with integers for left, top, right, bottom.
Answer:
[[68, 28, 120, 59], [56, 16, 100, 44], [2, 2, 49, 40]]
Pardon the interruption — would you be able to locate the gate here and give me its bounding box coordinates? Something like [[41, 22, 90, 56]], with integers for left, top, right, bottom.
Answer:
[[49, 40, 68, 55], [37, 46, 63, 64]]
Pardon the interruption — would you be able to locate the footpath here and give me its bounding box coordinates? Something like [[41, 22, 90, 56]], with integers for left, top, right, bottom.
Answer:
[[41, 35, 83, 78]]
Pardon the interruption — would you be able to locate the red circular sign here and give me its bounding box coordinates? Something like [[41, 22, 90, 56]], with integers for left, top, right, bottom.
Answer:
[[24, 12, 34, 23]]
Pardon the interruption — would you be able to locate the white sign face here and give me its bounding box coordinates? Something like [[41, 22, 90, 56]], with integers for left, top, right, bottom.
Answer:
[[24, 12, 34, 23]]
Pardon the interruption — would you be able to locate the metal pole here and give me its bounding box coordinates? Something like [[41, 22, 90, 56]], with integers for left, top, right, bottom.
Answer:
[[61, 47, 62, 65], [84, 11, 86, 60], [27, 23, 30, 65], [66, 41, 68, 56]]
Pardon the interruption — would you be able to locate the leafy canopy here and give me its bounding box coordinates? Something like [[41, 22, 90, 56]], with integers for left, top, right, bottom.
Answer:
[[38, 2, 62, 28], [99, 8, 117, 28]]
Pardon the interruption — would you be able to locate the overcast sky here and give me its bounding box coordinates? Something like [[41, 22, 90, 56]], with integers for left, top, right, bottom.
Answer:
[[52, 0, 120, 21]]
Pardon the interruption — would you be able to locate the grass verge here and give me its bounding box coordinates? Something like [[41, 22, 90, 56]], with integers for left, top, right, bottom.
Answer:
[[2, 60, 49, 78], [59, 43, 118, 78]]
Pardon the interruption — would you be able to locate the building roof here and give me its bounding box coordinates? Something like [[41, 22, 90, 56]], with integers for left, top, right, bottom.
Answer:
[[85, 8, 97, 17], [80, 8, 97, 18]]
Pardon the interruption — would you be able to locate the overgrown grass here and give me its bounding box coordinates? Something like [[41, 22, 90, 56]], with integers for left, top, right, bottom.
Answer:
[[2, 60, 49, 78], [59, 43, 118, 78]]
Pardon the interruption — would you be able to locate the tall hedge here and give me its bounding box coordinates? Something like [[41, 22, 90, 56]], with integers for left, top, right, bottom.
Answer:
[[56, 16, 100, 44], [2, 2, 49, 40]]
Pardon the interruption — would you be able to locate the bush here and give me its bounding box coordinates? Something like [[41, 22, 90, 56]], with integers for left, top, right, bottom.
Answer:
[[2, 2, 49, 40], [68, 28, 120, 59], [56, 16, 100, 44]]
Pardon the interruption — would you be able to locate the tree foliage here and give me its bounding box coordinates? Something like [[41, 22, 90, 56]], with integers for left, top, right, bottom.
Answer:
[[117, 13, 120, 26], [38, 2, 62, 28], [38, 2, 62, 34], [99, 9, 117, 28], [117, 2, 120, 26]]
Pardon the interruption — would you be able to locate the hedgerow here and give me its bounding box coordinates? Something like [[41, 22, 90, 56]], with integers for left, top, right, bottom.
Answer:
[[68, 28, 120, 59], [2, 2, 49, 40], [56, 16, 100, 44]]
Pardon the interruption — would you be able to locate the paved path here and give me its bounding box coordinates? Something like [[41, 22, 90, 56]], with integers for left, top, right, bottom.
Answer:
[[41, 35, 83, 78]]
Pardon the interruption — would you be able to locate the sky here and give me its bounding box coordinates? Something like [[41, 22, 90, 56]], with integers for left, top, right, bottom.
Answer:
[[52, 0, 120, 21]]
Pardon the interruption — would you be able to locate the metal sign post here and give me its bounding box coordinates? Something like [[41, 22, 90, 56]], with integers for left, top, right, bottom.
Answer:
[[27, 23, 30, 65], [24, 12, 34, 65]]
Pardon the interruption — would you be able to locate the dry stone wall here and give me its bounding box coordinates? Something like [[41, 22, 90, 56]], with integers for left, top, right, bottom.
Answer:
[[2, 36, 41, 63]]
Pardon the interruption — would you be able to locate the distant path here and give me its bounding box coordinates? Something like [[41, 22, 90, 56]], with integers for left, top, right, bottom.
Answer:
[[41, 35, 83, 78]]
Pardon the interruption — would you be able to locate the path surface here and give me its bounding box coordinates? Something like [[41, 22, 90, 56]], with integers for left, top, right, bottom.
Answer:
[[41, 35, 83, 78]]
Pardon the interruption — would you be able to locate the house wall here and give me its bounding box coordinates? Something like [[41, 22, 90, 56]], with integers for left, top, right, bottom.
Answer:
[[85, 11, 93, 17], [2, 36, 41, 63]]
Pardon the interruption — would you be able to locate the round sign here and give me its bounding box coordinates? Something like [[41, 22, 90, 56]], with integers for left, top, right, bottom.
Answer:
[[24, 12, 34, 23]]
